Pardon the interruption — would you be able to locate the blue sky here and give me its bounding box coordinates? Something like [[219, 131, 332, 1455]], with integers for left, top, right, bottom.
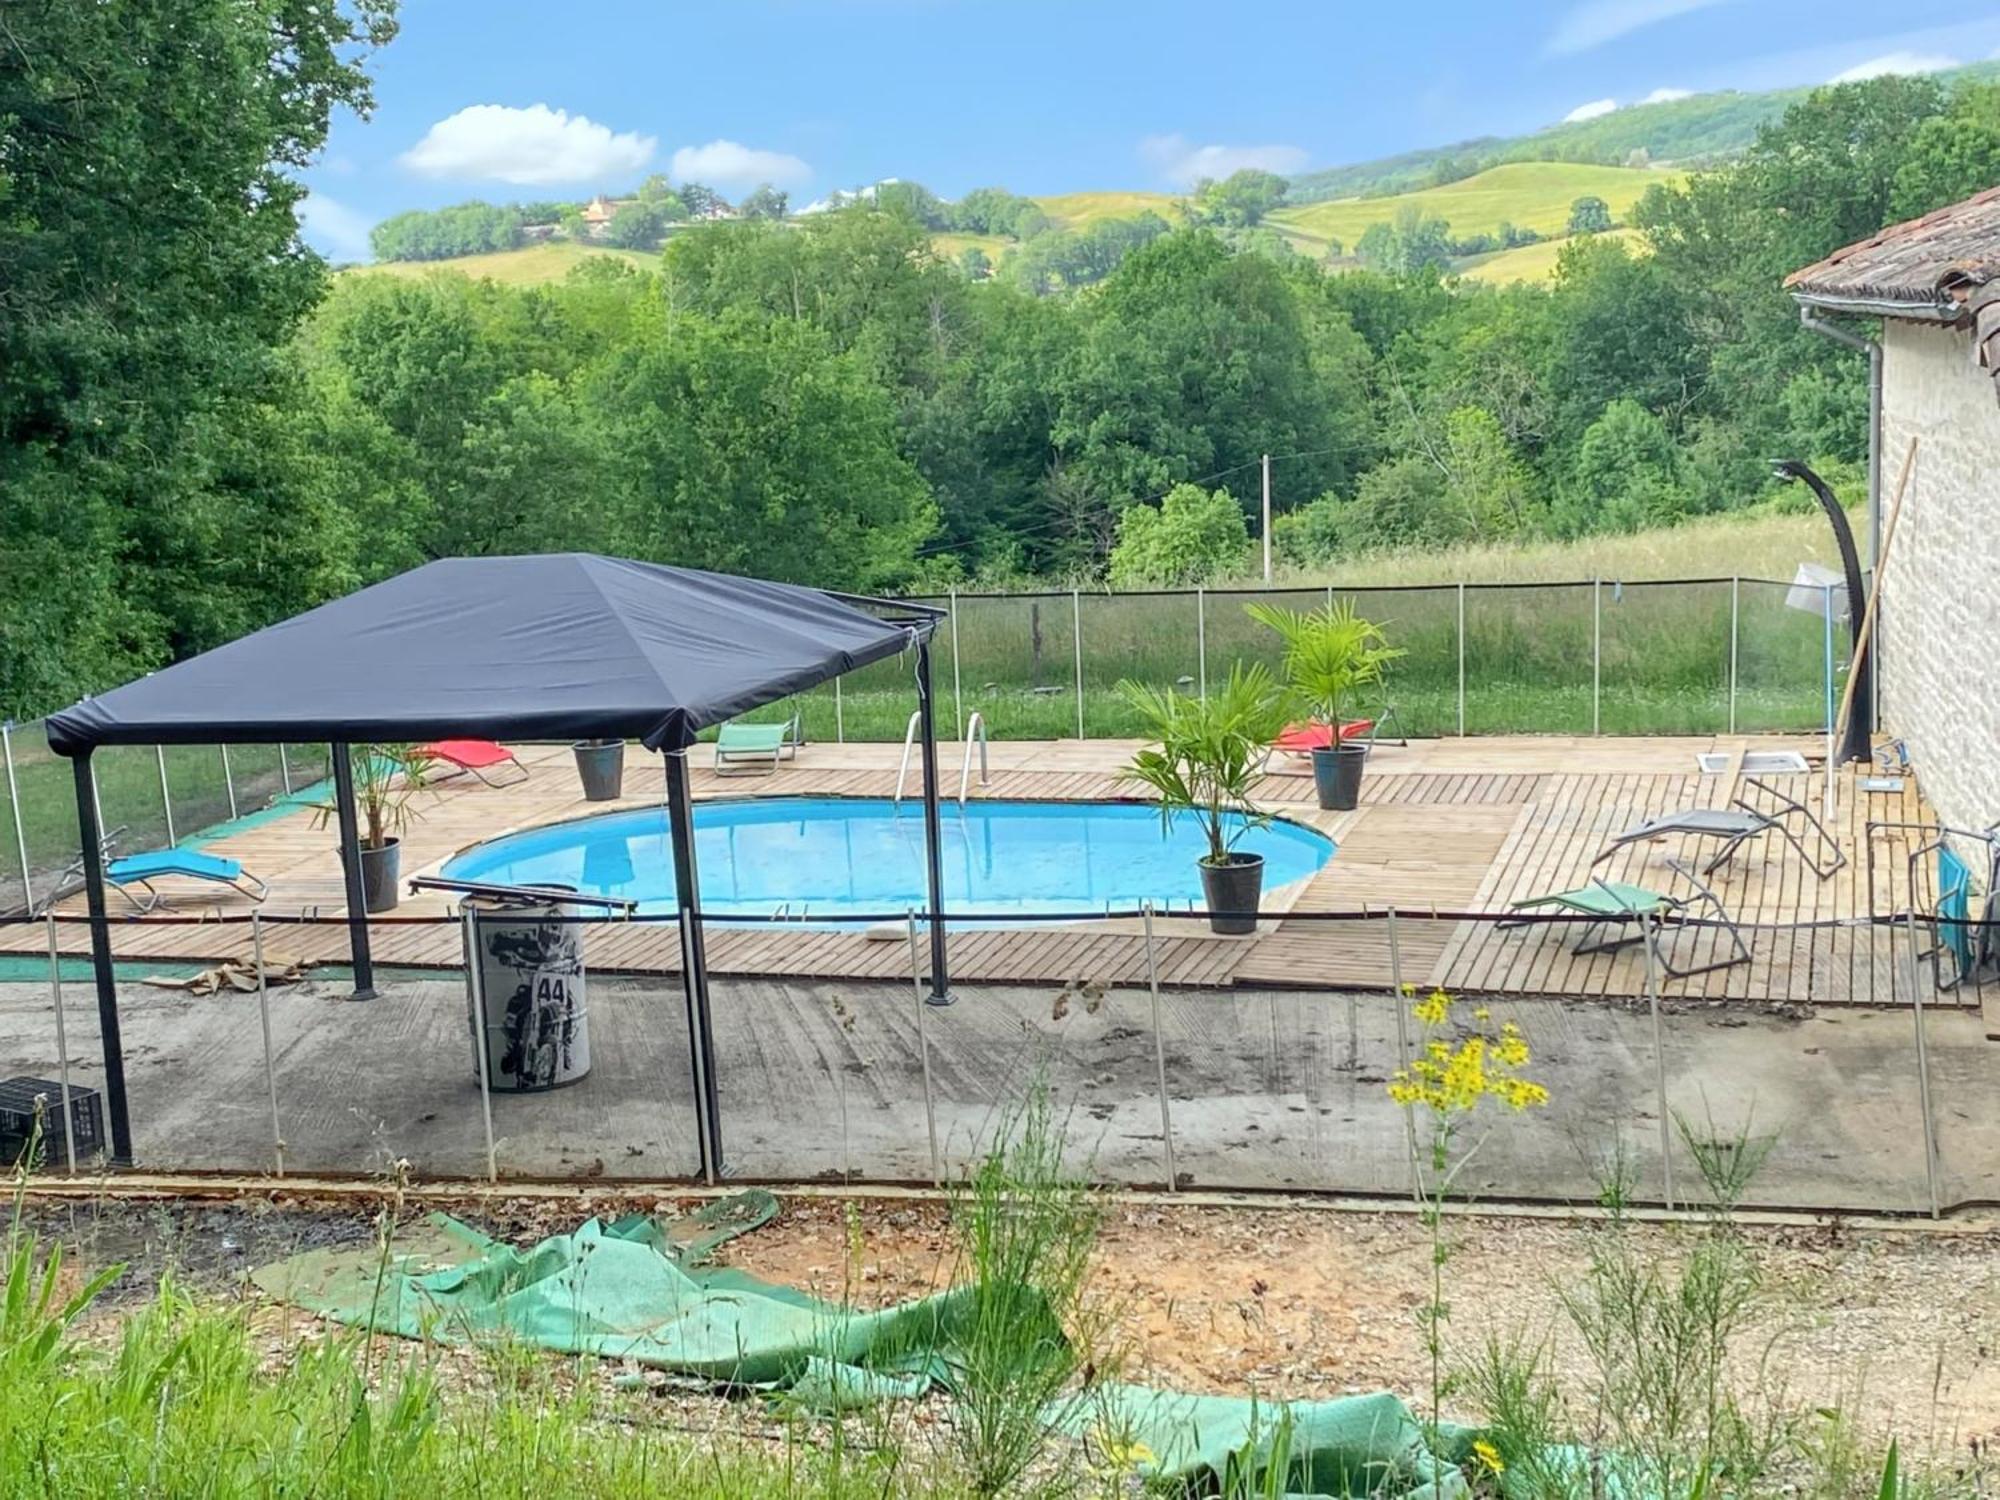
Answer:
[[301, 0, 2000, 260]]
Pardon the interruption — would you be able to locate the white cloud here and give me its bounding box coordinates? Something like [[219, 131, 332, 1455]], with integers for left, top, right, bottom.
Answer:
[[669, 140, 813, 190], [1139, 134, 1311, 188], [399, 104, 656, 186], [1563, 97, 1621, 123], [1828, 50, 1961, 83], [1642, 86, 1694, 104], [298, 193, 374, 262], [1544, 0, 1732, 57]]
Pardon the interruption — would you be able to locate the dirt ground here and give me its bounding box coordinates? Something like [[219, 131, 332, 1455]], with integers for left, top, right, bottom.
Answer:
[[28, 1188, 2000, 1469]]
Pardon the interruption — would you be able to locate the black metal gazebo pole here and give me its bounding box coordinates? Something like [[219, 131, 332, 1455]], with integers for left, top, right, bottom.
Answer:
[[71, 753, 133, 1164], [914, 636, 953, 1006], [329, 743, 376, 1000], [664, 747, 721, 1184]]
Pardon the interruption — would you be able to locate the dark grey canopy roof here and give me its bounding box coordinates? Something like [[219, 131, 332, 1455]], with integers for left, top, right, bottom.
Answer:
[[46, 555, 935, 755]]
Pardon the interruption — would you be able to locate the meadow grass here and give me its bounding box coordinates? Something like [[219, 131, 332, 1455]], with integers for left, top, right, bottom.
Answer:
[[1267, 160, 1681, 248], [1452, 225, 1647, 284], [342, 240, 652, 285], [1027, 191, 1183, 230]]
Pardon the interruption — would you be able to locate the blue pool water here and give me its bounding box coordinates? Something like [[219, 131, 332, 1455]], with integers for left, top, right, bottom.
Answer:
[[441, 797, 1334, 919]]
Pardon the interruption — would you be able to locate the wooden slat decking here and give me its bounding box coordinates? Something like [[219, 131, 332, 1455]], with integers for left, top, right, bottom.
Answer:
[[0, 734, 1950, 1006]]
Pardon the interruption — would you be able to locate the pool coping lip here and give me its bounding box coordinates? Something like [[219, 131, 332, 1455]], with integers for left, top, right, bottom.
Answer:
[[421, 789, 1340, 925]]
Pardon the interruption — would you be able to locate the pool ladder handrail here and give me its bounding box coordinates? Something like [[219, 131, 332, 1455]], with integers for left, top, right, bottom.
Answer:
[[892, 711, 992, 808], [959, 713, 990, 806]]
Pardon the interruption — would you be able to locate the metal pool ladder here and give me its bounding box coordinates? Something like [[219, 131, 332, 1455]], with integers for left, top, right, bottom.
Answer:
[[893, 710, 992, 807]]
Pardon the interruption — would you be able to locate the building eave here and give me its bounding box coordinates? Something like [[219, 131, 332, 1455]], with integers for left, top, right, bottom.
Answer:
[[1787, 289, 1963, 324]]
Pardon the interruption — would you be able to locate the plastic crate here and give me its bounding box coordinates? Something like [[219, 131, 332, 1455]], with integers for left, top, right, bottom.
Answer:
[[0, 1077, 104, 1170]]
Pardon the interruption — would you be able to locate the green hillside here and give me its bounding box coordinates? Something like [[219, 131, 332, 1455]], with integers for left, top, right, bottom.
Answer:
[[1031, 190, 1182, 228], [1270, 161, 1676, 248], [1453, 227, 1646, 285], [345, 239, 650, 284], [1287, 59, 2000, 203]]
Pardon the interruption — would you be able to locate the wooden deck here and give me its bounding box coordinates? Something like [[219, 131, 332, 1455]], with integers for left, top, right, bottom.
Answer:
[[0, 735, 1956, 1007]]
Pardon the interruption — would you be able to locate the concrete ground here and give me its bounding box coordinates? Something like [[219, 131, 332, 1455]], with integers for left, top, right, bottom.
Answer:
[[0, 972, 1994, 1215]]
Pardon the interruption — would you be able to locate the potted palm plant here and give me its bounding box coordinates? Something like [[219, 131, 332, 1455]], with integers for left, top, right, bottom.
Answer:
[[1119, 663, 1290, 935], [315, 746, 432, 912], [1247, 599, 1401, 811]]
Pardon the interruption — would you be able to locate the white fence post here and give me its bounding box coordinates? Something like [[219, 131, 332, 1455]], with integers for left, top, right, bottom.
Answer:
[[907, 910, 942, 1187], [1143, 902, 1179, 1192], [1385, 909, 1420, 1202], [1455, 582, 1467, 737], [948, 588, 964, 741], [43, 916, 78, 1177], [155, 747, 176, 845], [1640, 914, 1675, 1211], [834, 677, 844, 744], [464, 907, 499, 1183], [1071, 588, 1084, 741], [1592, 576, 1603, 736], [220, 745, 238, 821], [1728, 576, 1740, 734], [1902, 907, 1944, 1218], [252, 912, 285, 1177], [3, 723, 31, 912], [278, 743, 293, 798], [1196, 587, 1207, 702]]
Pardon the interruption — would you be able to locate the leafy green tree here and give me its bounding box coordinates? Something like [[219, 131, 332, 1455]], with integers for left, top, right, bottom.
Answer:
[[370, 202, 524, 261], [604, 200, 667, 249], [1558, 398, 1689, 534], [1355, 208, 1454, 274], [1107, 484, 1248, 585], [959, 246, 994, 279], [1193, 169, 1290, 228], [1890, 83, 2000, 219], [0, 0, 395, 712], [679, 181, 727, 218], [738, 183, 790, 221], [1566, 195, 1614, 235]]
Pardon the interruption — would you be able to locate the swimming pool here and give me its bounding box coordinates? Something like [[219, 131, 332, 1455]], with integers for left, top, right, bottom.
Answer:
[[441, 797, 1334, 919]]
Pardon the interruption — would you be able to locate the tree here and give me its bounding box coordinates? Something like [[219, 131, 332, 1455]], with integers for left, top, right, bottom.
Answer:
[[1566, 196, 1614, 235], [959, 246, 993, 280], [1558, 398, 1689, 534], [0, 0, 396, 713], [1890, 82, 2000, 220], [1107, 484, 1248, 585], [679, 181, 727, 219], [604, 200, 667, 249], [1193, 169, 1290, 228], [738, 183, 789, 221]]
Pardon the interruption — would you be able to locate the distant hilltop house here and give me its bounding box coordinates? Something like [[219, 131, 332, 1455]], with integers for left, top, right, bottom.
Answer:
[[1787, 185, 2000, 835], [579, 194, 629, 238]]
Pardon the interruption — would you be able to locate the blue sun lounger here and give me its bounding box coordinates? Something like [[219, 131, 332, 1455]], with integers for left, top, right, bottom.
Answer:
[[103, 849, 270, 913]]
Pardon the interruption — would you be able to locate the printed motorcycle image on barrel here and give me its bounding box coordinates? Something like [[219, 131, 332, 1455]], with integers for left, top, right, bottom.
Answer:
[[464, 888, 591, 1091]]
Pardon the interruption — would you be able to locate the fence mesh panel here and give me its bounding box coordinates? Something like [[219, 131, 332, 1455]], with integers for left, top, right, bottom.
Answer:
[[1462, 583, 1591, 735], [1600, 579, 1732, 734]]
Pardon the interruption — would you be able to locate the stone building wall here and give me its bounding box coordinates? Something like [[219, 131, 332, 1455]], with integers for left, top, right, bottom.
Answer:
[[1878, 318, 2000, 837]]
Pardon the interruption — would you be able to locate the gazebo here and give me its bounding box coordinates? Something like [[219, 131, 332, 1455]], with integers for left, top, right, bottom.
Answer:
[[44, 555, 950, 1181]]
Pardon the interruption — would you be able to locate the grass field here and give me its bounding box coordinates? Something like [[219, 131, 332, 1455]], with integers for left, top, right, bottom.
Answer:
[[1029, 190, 1183, 229], [1452, 225, 1646, 284], [344, 240, 652, 285], [928, 230, 1013, 262], [1268, 161, 1678, 249]]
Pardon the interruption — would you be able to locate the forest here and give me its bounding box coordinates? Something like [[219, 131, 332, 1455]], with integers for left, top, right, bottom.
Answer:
[[5, 0, 2000, 717]]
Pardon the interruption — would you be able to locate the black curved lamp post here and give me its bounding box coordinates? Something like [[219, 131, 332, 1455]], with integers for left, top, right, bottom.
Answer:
[[1772, 459, 1872, 766]]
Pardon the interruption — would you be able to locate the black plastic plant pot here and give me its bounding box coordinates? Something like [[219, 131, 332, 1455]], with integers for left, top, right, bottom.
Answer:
[[1199, 852, 1265, 935], [358, 838, 401, 913], [573, 738, 626, 801], [1313, 743, 1368, 811]]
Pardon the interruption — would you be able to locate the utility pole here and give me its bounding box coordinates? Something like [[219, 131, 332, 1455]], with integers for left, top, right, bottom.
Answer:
[[1261, 452, 1272, 582]]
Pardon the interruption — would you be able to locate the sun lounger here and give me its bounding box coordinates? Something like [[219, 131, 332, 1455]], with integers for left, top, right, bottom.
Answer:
[[1264, 708, 1402, 769], [1591, 776, 1845, 879], [39, 829, 269, 915], [1502, 860, 1751, 979], [713, 716, 801, 778], [411, 738, 528, 788]]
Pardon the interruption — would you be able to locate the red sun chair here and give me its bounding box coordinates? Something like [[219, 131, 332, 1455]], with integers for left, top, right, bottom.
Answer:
[[412, 738, 530, 788], [1264, 708, 1403, 772]]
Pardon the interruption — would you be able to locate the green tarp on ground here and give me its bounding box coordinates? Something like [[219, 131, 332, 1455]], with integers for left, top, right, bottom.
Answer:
[[253, 1204, 1629, 1498]]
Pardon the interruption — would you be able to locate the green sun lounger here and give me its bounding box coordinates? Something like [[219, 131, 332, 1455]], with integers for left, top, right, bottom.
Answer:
[[713, 715, 801, 778], [1502, 861, 1750, 979]]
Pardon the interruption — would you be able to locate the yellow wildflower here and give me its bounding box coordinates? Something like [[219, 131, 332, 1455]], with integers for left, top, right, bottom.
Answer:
[[1412, 988, 1451, 1026], [1473, 1438, 1506, 1473]]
